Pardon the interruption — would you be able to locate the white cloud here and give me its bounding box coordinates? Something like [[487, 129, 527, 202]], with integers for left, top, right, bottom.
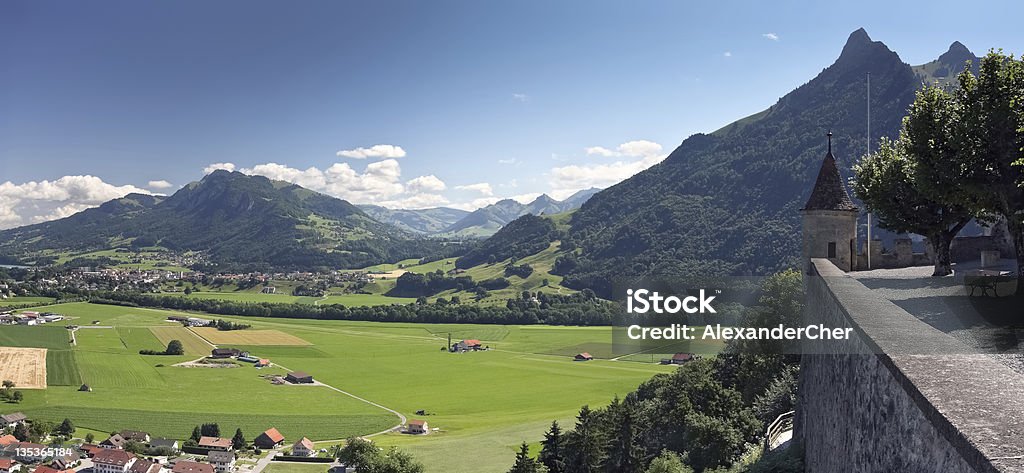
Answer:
[[406, 175, 446, 193], [448, 197, 502, 212], [723, 51, 732, 57], [336, 144, 407, 159], [148, 180, 173, 190], [497, 158, 518, 165], [762, 33, 779, 41], [455, 183, 494, 196], [0, 175, 152, 229], [238, 159, 405, 202], [512, 93, 529, 102], [378, 193, 450, 210], [552, 140, 667, 197], [203, 162, 236, 174], [584, 140, 663, 158], [584, 146, 618, 157], [510, 193, 542, 204], [31, 203, 93, 223]]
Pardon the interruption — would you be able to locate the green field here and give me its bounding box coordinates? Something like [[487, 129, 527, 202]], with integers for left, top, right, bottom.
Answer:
[[0, 301, 720, 472]]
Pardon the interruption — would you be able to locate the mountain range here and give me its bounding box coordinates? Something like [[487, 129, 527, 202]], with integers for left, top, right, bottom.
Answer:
[[438, 188, 601, 237], [355, 188, 599, 236], [486, 29, 980, 297], [0, 29, 981, 289], [0, 170, 443, 271]]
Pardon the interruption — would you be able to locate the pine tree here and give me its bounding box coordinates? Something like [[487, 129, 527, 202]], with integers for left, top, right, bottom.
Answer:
[[13, 422, 29, 442], [604, 400, 644, 473], [232, 428, 246, 450], [564, 406, 605, 473], [190, 426, 202, 442], [57, 418, 75, 438], [508, 442, 547, 473], [539, 420, 566, 473]]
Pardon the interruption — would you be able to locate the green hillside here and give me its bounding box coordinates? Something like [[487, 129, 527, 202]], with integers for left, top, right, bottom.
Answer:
[[0, 171, 443, 271]]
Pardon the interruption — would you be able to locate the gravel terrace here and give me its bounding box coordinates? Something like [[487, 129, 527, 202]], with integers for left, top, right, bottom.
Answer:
[[852, 258, 1024, 374]]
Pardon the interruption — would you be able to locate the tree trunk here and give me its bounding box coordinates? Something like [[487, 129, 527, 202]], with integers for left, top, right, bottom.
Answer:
[[931, 232, 954, 277], [1013, 220, 1024, 297]]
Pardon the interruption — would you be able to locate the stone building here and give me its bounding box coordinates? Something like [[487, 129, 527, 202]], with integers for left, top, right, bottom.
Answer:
[[801, 132, 859, 272]]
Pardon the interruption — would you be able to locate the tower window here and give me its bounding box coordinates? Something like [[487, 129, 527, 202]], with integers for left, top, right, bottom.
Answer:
[[827, 242, 837, 258]]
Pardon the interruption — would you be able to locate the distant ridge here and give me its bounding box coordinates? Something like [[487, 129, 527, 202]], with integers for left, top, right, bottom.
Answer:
[[441, 188, 601, 237]]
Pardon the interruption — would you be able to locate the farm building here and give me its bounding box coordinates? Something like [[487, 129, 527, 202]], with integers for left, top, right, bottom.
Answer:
[[99, 434, 126, 450], [150, 438, 180, 451], [206, 451, 235, 473], [171, 461, 214, 473], [255, 359, 270, 367], [260, 287, 276, 294], [0, 434, 17, 446], [237, 356, 259, 363], [52, 451, 80, 470], [0, 412, 26, 428], [574, 353, 594, 361], [127, 459, 163, 473], [210, 348, 241, 359], [253, 428, 285, 449], [79, 384, 92, 392], [119, 430, 151, 443], [198, 437, 233, 451], [407, 420, 429, 435], [290, 437, 315, 457], [661, 353, 697, 365], [285, 371, 313, 384], [450, 339, 484, 352], [92, 449, 136, 473]]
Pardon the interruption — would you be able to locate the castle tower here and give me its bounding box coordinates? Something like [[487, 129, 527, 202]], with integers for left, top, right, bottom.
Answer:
[[801, 131, 859, 272]]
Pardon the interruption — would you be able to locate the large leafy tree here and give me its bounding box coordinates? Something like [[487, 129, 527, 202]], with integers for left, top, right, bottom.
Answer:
[[852, 133, 972, 276], [955, 51, 1024, 292]]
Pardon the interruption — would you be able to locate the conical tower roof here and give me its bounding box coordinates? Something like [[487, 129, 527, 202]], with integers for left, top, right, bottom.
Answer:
[[802, 132, 858, 212]]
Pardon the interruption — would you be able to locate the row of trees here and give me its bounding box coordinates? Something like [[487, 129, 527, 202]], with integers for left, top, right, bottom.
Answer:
[[88, 288, 615, 326], [853, 51, 1024, 287], [139, 339, 185, 356]]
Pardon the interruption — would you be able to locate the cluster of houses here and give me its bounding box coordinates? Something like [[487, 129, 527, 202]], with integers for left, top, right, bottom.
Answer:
[[1, 410, 328, 473], [207, 349, 270, 369], [0, 311, 64, 326], [166, 316, 212, 328]]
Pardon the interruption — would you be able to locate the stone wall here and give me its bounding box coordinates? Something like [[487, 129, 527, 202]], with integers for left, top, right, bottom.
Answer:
[[797, 259, 1024, 472]]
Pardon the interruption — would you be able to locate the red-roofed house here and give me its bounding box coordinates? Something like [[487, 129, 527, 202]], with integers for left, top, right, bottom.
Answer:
[[0, 434, 17, 446], [171, 461, 214, 473], [253, 428, 284, 449], [0, 458, 19, 473], [32, 466, 73, 473], [198, 437, 232, 452], [290, 438, 315, 457], [407, 420, 429, 435], [128, 459, 164, 473], [92, 449, 136, 473], [574, 352, 594, 361]]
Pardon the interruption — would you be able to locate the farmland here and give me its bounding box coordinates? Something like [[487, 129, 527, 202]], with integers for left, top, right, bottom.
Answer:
[[0, 347, 47, 388], [191, 327, 310, 346], [0, 301, 721, 472]]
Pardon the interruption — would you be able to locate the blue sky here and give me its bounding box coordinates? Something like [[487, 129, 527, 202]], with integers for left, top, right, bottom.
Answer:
[[2, 0, 1022, 227]]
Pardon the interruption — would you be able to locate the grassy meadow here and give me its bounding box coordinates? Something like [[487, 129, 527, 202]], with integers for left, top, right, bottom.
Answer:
[[0, 301, 718, 472]]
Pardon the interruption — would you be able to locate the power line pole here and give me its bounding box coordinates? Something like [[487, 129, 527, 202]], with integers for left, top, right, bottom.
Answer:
[[866, 72, 872, 270]]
